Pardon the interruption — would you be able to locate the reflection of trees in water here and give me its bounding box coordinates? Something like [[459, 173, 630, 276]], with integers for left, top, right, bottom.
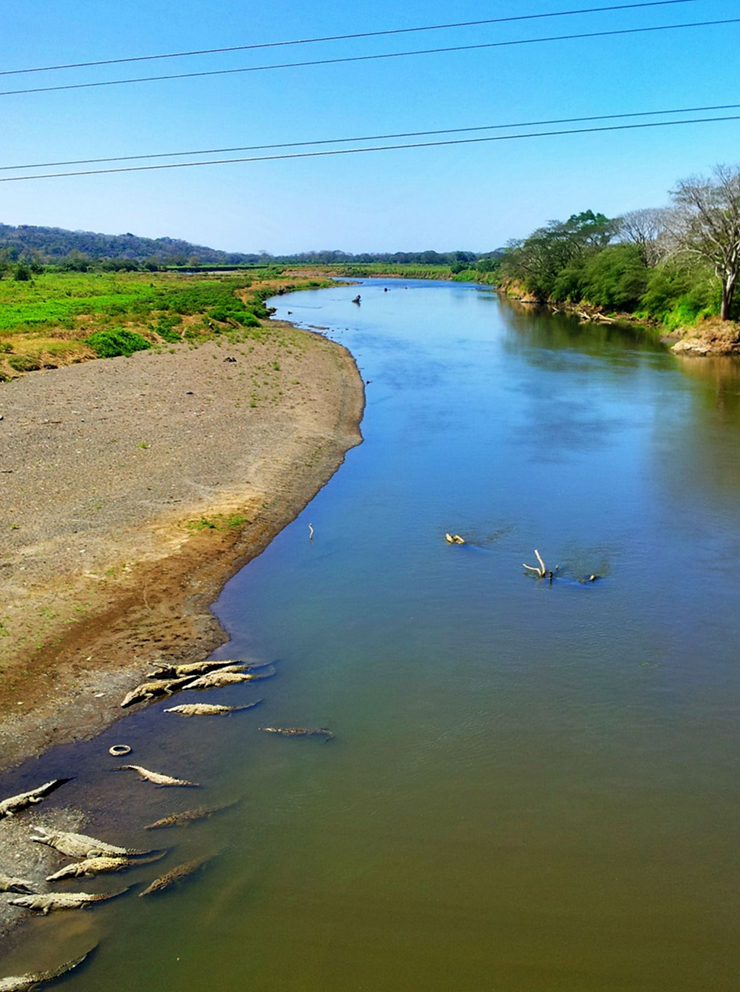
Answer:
[[674, 356, 740, 425], [653, 354, 740, 504], [497, 298, 663, 364], [497, 295, 740, 505], [492, 298, 671, 457]]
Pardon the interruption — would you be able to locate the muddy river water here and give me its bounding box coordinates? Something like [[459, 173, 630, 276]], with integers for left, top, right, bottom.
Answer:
[[2, 279, 740, 991]]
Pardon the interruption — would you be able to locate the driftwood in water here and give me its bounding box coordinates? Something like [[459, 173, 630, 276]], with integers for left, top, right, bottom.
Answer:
[[522, 549, 547, 578]]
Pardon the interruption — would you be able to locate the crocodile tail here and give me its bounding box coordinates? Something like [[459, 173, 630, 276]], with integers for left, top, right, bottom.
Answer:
[[101, 885, 135, 901], [41, 946, 98, 982]]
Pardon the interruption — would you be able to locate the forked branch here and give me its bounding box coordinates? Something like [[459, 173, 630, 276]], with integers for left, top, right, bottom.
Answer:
[[522, 549, 547, 578]]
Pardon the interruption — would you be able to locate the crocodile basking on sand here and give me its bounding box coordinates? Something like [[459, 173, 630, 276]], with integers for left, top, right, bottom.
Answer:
[[31, 827, 150, 859], [0, 780, 69, 820], [46, 851, 165, 881], [116, 764, 199, 787], [9, 887, 132, 914], [139, 855, 215, 897], [0, 948, 95, 991], [260, 727, 335, 739], [0, 875, 36, 894], [163, 702, 261, 717], [147, 659, 270, 679], [120, 676, 194, 708], [144, 801, 238, 830]]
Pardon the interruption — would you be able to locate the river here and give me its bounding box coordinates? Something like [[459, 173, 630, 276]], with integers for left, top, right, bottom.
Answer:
[[2, 279, 740, 991]]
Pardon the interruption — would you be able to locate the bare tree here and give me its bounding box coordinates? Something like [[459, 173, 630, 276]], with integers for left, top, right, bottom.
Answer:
[[618, 207, 669, 266], [668, 165, 740, 321]]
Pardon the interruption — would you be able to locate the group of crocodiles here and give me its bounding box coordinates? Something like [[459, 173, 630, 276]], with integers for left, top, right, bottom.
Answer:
[[0, 796, 226, 989], [121, 655, 335, 737], [119, 658, 277, 708], [0, 653, 334, 989]]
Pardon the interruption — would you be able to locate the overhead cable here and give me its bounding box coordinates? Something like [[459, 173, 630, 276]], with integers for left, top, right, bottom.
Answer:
[[3, 102, 739, 172], [1, 18, 738, 98], [2, 114, 738, 182], [0, 0, 703, 76]]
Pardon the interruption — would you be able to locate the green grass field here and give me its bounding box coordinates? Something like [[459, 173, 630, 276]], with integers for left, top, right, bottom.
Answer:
[[0, 268, 333, 378]]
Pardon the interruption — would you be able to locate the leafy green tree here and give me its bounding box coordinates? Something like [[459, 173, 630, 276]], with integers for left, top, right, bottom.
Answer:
[[640, 260, 719, 325], [499, 211, 616, 299], [579, 244, 649, 311], [475, 255, 501, 273]]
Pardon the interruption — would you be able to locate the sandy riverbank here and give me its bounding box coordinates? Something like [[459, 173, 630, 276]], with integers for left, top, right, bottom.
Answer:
[[0, 318, 364, 774]]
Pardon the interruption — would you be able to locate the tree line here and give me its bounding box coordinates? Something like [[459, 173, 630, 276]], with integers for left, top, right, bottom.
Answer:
[[495, 164, 740, 327], [0, 222, 505, 278]]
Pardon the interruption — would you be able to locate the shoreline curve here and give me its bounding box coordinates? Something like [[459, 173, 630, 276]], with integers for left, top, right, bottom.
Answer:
[[0, 314, 364, 775]]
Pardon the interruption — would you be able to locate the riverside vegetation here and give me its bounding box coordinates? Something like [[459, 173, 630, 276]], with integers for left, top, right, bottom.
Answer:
[[1, 161, 738, 373], [343, 165, 740, 353], [0, 268, 333, 380]]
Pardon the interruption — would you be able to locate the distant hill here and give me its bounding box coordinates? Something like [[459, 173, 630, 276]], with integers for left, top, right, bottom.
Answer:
[[0, 222, 503, 268], [0, 223, 257, 264]]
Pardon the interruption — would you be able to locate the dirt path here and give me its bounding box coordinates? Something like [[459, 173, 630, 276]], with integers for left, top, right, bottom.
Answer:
[[0, 319, 363, 773]]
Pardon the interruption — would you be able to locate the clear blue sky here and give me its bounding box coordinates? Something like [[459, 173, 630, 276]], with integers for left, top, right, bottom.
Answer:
[[2, 0, 739, 253]]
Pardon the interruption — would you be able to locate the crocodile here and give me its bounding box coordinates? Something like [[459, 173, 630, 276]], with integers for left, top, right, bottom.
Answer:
[[10, 887, 132, 914], [116, 764, 199, 787], [237, 665, 275, 680], [208, 659, 273, 670], [139, 855, 214, 897], [146, 659, 266, 679], [183, 666, 275, 691], [181, 671, 255, 691], [0, 875, 35, 894], [259, 727, 335, 740], [0, 780, 69, 820], [120, 676, 193, 708], [31, 827, 150, 859], [0, 947, 96, 991], [163, 702, 261, 717], [144, 801, 238, 830], [46, 851, 165, 881]]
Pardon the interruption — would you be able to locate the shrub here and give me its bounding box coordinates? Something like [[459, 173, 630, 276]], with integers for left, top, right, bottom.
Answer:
[[231, 311, 261, 327], [639, 262, 720, 326], [206, 307, 232, 322], [155, 313, 183, 342], [86, 328, 152, 358], [8, 354, 41, 372], [552, 261, 586, 302], [580, 244, 648, 311]]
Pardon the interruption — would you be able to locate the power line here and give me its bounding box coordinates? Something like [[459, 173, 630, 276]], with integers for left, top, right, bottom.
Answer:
[[0, 0, 702, 77], [3, 102, 739, 172], [1, 17, 737, 98], [2, 114, 738, 182]]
